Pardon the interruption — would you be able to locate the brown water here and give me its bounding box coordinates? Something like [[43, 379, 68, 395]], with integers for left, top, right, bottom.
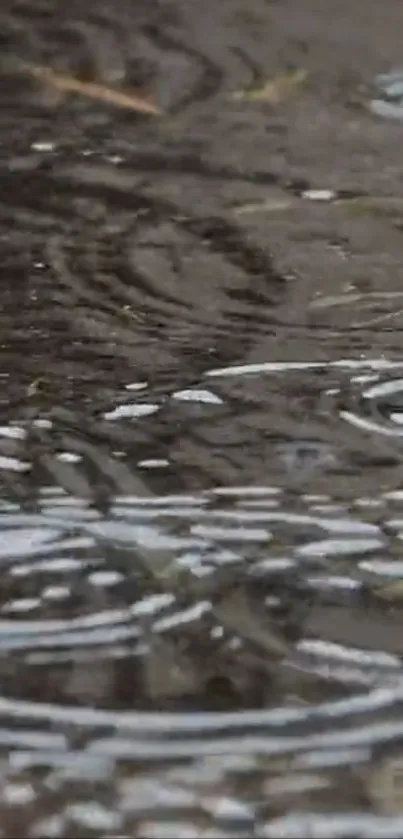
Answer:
[[3, 0, 403, 835]]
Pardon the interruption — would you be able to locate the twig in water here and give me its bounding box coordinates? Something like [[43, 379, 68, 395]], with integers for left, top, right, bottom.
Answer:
[[22, 62, 161, 116]]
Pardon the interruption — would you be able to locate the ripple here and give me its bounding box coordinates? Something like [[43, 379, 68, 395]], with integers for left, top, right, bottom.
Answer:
[[262, 813, 403, 838], [0, 483, 397, 693], [341, 375, 403, 440], [206, 359, 403, 378], [2, 0, 403, 832]]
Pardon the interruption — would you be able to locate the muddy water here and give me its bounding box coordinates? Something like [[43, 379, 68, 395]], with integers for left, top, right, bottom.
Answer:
[[3, 0, 403, 835]]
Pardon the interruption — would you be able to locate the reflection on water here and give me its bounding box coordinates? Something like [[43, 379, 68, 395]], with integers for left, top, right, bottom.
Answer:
[[4, 0, 403, 833], [2, 358, 403, 834]]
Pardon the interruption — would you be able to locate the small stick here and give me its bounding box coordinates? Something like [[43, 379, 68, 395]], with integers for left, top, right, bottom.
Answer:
[[23, 62, 161, 116]]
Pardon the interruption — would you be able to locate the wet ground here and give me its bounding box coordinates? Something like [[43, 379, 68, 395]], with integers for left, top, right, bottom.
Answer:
[[3, 0, 403, 835]]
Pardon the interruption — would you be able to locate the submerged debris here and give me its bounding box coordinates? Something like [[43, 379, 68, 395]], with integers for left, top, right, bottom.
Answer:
[[231, 69, 308, 104], [3, 59, 162, 115]]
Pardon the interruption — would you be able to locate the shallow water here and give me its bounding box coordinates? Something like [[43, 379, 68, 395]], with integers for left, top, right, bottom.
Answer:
[[4, 0, 403, 835]]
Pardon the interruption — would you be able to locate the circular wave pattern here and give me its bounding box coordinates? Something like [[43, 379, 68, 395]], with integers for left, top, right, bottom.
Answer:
[[2, 0, 403, 835], [0, 483, 402, 836], [6, 497, 403, 825]]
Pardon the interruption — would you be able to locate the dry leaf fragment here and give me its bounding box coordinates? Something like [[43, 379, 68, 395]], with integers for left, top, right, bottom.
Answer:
[[232, 69, 308, 104]]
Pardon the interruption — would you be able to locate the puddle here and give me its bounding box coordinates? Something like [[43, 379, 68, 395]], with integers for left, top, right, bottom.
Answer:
[[3, 0, 403, 834]]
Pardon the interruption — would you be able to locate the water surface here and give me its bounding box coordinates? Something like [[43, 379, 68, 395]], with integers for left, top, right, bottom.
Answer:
[[2, 0, 403, 835]]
